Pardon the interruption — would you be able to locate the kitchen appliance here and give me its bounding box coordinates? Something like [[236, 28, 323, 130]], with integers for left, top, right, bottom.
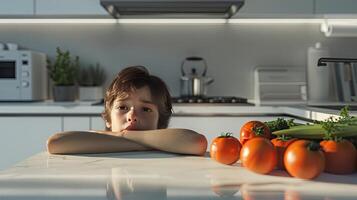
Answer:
[[307, 43, 333, 105], [254, 66, 307, 105], [180, 56, 214, 97], [0, 50, 47, 101], [100, 0, 244, 19], [172, 96, 251, 104], [317, 57, 357, 103], [92, 96, 251, 105]]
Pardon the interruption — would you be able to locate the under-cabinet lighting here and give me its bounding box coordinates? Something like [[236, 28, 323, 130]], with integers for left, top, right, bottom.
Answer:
[[0, 19, 117, 24], [324, 19, 357, 25], [117, 18, 227, 24], [228, 18, 323, 24], [0, 18, 357, 25]]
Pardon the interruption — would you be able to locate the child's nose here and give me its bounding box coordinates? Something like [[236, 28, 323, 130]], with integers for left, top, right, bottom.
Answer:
[[127, 108, 138, 122]]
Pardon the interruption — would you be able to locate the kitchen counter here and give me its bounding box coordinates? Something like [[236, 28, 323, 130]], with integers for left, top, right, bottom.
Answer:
[[1, 151, 357, 199], [0, 103, 355, 199], [0, 100, 346, 121]]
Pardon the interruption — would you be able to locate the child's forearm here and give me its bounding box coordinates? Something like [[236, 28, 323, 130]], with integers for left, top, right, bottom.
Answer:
[[47, 131, 153, 154], [121, 129, 208, 156]]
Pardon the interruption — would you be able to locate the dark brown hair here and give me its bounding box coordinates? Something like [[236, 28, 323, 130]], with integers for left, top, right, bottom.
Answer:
[[102, 66, 172, 130]]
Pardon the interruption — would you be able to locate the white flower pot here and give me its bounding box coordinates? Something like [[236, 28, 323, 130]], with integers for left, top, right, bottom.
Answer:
[[79, 86, 103, 101]]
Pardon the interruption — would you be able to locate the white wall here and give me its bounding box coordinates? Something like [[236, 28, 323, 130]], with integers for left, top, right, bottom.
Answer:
[[1, 23, 357, 99]]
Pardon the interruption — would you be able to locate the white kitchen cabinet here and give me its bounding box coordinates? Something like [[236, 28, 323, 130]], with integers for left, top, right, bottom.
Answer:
[[35, 0, 107, 15], [0, 116, 61, 170], [0, 0, 34, 15], [315, 0, 357, 14], [237, 0, 314, 17], [90, 116, 106, 130], [169, 116, 309, 151], [63, 116, 90, 131]]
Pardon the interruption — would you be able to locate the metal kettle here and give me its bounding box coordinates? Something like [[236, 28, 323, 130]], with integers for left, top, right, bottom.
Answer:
[[180, 57, 214, 97]]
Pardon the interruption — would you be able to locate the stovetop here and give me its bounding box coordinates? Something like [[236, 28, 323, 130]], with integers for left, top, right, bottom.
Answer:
[[172, 96, 251, 104], [91, 96, 252, 106]]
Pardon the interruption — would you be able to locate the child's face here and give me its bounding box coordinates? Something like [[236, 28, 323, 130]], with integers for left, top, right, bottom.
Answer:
[[106, 86, 159, 132]]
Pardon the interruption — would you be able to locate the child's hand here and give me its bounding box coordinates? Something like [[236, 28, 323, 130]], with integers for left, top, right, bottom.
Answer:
[[119, 130, 128, 137]]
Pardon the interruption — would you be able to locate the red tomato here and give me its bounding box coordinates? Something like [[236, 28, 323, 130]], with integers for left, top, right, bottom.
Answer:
[[210, 133, 242, 165], [271, 137, 297, 170], [240, 121, 271, 145], [320, 139, 357, 174], [240, 137, 277, 174], [284, 140, 325, 179]]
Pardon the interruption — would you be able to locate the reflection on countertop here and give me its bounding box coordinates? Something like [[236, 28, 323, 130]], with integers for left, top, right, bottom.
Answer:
[[0, 151, 357, 200]]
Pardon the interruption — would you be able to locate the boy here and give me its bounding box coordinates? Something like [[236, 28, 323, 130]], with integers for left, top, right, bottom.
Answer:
[[47, 66, 208, 156]]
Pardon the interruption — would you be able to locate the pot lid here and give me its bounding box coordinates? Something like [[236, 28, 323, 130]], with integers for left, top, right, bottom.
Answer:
[[181, 56, 208, 77]]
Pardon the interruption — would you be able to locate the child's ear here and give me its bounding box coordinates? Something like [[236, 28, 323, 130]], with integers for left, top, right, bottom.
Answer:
[[105, 121, 111, 129]]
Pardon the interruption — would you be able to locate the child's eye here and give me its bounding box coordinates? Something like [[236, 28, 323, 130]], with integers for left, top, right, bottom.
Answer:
[[117, 106, 128, 111], [143, 107, 153, 112]]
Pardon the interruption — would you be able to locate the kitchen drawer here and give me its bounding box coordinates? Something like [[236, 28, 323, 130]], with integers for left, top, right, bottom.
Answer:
[[315, 0, 357, 14], [0, 116, 61, 170], [90, 116, 106, 130], [35, 0, 107, 15], [63, 117, 90, 131], [237, 0, 313, 16], [0, 0, 34, 15]]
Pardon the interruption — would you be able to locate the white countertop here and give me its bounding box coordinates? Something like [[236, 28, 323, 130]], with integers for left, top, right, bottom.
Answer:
[[0, 102, 356, 199], [1, 151, 356, 200], [0, 101, 346, 121]]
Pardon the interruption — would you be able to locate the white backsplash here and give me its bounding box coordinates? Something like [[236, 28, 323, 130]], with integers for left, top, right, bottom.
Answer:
[[1, 24, 357, 98]]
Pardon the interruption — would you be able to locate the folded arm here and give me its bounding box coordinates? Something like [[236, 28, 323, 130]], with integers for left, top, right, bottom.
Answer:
[[46, 131, 153, 154], [47, 129, 207, 156], [121, 128, 207, 156]]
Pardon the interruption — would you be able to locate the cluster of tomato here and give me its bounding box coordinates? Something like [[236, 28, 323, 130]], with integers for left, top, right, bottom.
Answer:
[[209, 121, 357, 179]]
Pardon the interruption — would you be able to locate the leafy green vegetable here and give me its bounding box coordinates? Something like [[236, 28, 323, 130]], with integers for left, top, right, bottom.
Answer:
[[264, 118, 300, 132], [272, 106, 357, 140], [318, 106, 355, 140]]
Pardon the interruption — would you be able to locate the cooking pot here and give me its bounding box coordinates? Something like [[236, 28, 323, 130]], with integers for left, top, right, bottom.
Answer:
[[180, 57, 214, 97]]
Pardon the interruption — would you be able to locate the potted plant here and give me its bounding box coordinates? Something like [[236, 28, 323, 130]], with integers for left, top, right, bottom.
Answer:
[[48, 47, 79, 101], [78, 63, 106, 101]]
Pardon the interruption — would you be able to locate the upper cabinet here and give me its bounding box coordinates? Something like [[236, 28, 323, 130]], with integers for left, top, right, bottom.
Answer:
[[35, 0, 107, 16], [1, 0, 357, 18], [315, 0, 357, 14], [236, 0, 314, 17], [0, 0, 34, 15]]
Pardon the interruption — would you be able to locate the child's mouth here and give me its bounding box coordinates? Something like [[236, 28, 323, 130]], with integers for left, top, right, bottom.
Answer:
[[124, 123, 137, 130]]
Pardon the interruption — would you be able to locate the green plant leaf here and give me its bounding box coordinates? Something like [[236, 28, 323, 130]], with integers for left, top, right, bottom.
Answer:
[[48, 47, 79, 86]]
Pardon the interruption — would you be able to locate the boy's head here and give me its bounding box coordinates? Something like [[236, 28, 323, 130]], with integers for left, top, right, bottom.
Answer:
[[102, 66, 172, 131]]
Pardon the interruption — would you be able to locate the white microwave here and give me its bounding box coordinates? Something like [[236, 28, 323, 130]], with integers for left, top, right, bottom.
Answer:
[[0, 50, 47, 101]]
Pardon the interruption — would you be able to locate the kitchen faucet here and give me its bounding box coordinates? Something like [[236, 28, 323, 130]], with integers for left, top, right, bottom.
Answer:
[[317, 57, 357, 81], [317, 57, 357, 66], [317, 57, 357, 102]]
